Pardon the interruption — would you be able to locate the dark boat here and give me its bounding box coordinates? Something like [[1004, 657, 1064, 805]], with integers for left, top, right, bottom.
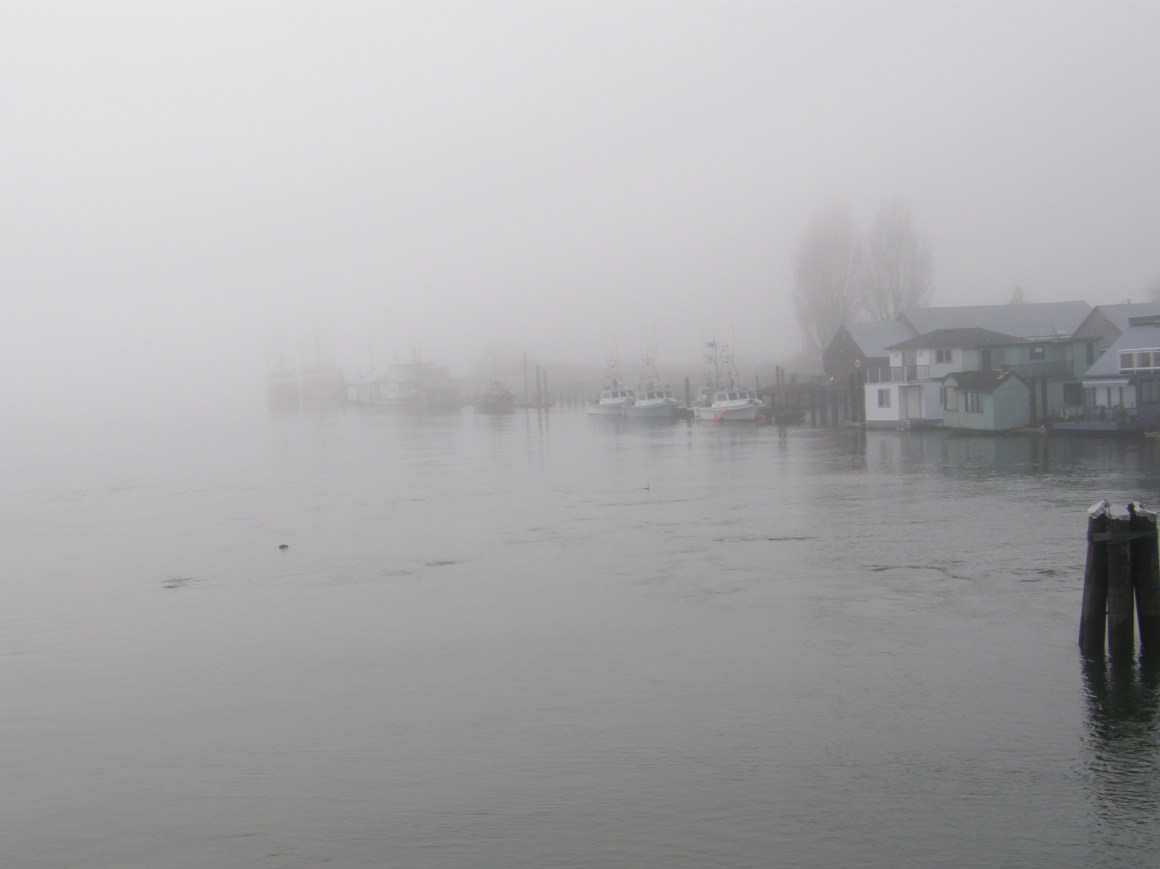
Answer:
[[477, 380, 515, 413]]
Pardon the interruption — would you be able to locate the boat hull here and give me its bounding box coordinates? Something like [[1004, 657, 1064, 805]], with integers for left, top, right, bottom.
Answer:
[[477, 397, 515, 414], [624, 401, 678, 420], [586, 402, 627, 416], [693, 402, 760, 422]]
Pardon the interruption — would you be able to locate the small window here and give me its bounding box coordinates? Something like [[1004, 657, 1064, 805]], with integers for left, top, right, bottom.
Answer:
[[1140, 353, 1154, 369], [1121, 353, 1135, 371], [1030, 345, 1046, 361], [935, 349, 953, 365], [945, 389, 959, 411], [965, 392, 983, 413], [877, 388, 891, 408]]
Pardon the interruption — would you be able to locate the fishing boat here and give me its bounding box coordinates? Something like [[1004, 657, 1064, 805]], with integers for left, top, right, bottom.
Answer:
[[586, 357, 634, 416], [477, 380, 515, 414], [349, 350, 463, 411], [266, 370, 299, 407], [623, 357, 679, 420], [693, 341, 762, 422]]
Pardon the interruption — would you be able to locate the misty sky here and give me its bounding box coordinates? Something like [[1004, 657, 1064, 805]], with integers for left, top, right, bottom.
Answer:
[[4, 0, 1160, 412]]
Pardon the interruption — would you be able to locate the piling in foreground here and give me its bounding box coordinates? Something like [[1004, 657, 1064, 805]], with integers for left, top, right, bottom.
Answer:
[[1079, 500, 1160, 656]]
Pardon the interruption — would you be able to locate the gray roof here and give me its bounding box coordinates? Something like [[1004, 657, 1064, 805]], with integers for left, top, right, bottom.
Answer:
[[887, 327, 1024, 351], [900, 301, 1091, 340], [1083, 323, 1160, 379], [945, 369, 1026, 393], [1091, 303, 1160, 333], [843, 320, 916, 357]]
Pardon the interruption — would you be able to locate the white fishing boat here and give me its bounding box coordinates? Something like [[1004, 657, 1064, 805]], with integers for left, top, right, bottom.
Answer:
[[586, 357, 634, 416], [693, 341, 762, 422], [623, 357, 679, 420]]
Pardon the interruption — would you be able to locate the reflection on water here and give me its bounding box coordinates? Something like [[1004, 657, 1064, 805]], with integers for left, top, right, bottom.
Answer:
[[1081, 651, 1160, 848]]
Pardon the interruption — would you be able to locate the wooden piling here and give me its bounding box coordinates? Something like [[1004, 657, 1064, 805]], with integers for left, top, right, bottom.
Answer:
[[1130, 503, 1160, 650], [1106, 503, 1136, 657], [1080, 500, 1109, 654]]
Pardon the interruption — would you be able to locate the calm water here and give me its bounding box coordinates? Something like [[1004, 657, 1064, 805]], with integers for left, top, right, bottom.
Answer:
[[4, 406, 1159, 868]]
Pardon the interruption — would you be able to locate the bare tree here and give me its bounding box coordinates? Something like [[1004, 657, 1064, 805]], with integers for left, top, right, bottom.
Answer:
[[862, 199, 933, 320], [794, 200, 863, 362]]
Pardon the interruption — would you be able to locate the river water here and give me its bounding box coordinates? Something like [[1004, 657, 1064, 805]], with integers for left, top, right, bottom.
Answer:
[[4, 405, 1159, 868]]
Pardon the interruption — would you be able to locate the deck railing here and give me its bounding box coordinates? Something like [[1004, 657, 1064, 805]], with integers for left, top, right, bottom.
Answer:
[[1055, 405, 1138, 424], [998, 359, 1074, 379], [865, 365, 930, 384]]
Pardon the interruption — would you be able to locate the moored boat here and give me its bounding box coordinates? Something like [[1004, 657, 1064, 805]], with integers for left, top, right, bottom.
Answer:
[[623, 357, 679, 420], [477, 380, 515, 413], [692, 341, 762, 422], [586, 357, 634, 416]]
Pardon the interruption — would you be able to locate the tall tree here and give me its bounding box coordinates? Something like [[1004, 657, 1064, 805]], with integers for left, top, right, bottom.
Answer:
[[794, 200, 863, 363], [862, 199, 933, 320]]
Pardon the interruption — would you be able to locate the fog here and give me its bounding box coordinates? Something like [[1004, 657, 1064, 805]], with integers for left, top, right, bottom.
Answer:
[[4, 1, 1160, 425]]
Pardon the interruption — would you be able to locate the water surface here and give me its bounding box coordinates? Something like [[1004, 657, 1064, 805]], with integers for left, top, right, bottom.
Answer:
[[3, 407, 1158, 867]]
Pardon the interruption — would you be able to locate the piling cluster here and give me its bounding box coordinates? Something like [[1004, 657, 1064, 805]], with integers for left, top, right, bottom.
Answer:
[[1079, 500, 1160, 656]]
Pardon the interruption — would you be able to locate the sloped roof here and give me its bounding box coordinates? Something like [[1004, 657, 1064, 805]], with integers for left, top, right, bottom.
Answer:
[[1083, 323, 1160, 378], [887, 327, 1024, 351], [1091, 303, 1160, 333], [900, 301, 1091, 340], [842, 320, 916, 357], [944, 369, 1026, 393]]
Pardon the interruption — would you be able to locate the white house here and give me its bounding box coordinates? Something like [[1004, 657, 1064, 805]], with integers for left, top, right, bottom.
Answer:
[[864, 328, 1024, 429]]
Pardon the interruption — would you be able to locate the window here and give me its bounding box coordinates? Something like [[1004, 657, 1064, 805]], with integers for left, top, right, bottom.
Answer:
[[944, 388, 959, 411], [1120, 349, 1160, 372], [1030, 345, 1046, 361], [877, 389, 891, 408], [1086, 342, 1096, 365], [964, 391, 983, 413], [935, 349, 953, 365]]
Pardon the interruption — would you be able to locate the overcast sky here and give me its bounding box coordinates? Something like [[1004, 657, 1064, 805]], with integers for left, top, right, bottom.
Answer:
[[4, 1, 1159, 413]]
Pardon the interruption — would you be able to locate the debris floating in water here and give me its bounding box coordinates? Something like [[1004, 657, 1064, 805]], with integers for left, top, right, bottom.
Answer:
[[278, 544, 289, 550]]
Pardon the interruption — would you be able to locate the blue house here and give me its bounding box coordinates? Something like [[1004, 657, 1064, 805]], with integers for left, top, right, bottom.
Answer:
[[1053, 315, 1160, 434]]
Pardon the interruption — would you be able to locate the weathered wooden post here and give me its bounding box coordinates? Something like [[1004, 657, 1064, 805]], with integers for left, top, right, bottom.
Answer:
[[1080, 500, 1110, 654], [1107, 503, 1136, 657], [1130, 503, 1160, 649]]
